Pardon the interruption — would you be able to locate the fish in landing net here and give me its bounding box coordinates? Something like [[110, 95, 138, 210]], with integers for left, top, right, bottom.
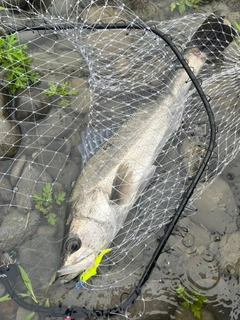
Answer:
[[57, 14, 236, 282]]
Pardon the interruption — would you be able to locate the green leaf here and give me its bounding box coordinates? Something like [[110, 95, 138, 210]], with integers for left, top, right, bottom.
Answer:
[[182, 301, 190, 308], [46, 212, 57, 225], [43, 82, 58, 96], [178, 3, 186, 14], [33, 193, 43, 203], [54, 191, 66, 205], [234, 21, 240, 33], [59, 98, 69, 106], [185, 0, 194, 7], [170, 2, 177, 12], [18, 265, 38, 303], [23, 311, 36, 320], [45, 298, 50, 307], [42, 183, 53, 203], [0, 294, 11, 302]]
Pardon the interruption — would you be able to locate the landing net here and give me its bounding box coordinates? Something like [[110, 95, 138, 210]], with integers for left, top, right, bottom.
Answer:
[[0, 0, 239, 319]]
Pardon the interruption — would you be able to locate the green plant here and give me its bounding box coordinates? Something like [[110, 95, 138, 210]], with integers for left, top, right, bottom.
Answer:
[[0, 33, 39, 93], [33, 183, 66, 225], [170, 0, 213, 14], [234, 21, 240, 43], [176, 284, 207, 319], [0, 265, 52, 319], [43, 81, 78, 106]]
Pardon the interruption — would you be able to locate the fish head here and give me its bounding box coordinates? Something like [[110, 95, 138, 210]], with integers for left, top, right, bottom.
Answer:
[[57, 187, 116, 283]]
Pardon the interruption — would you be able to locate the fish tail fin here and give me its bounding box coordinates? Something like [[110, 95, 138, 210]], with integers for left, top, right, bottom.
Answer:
[[186, 13, 237, 60]]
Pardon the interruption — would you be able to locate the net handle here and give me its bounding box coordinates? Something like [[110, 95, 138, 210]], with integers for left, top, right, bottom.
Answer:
[[0, 23, 216, 319]]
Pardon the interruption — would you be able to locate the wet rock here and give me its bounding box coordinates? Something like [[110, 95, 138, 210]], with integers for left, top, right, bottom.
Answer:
[[20, 107, 83, 155], [37, 225, 57, 238], [129, 0, 165, 21], [0, 299, 18, 319], [0, 176, 12, 204], [12, 87, 52, 122], [174, 305, 214, 320], [219, 232, 240, 276], [10, 154, 26, 186], [16, 307, 39, 320], [0, 209, 40, 251], [0, 206, 10, 225], [70, 78, 93, 114], [0, 282, 6, 297], [32, 48, 86, 76], [190, 176, 238, 234], [167, 218, 211, 257], [34, 150, 80, 186], [0, 0, 26, 7], [18, 236, 59, 291], [174, 305, 196, 320], [0, 97, 21, 159], [81, 5, 127, 24], [127, 283, 177, 320], [201, 309, 215, 320], [180, 138, 206, 177], [14, 162, 52, 209]]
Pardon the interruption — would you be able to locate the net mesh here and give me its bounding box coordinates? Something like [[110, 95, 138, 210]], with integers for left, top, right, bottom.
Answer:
[[0, 0, 239, 319]]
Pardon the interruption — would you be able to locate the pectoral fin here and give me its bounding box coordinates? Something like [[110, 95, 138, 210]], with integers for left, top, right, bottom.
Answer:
[[110, 164, 156, 206], [110, 163, 134, 205]]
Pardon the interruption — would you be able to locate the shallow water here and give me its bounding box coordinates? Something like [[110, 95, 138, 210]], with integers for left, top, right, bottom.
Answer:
[[0, 0, 240, 320]]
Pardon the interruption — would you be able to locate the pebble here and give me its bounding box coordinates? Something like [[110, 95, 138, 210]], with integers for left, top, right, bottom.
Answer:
[[219, 232, 240, 276], [174, 305, 215, 320], [185, 254, 220, 290], [190, 176, 238, 234], [0, 209, 40, 251], [167, 218, 211, 257], [174, 305, 196, 320]]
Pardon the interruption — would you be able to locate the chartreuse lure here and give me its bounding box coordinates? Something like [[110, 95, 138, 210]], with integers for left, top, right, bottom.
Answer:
[[76, 248, 112, 289]]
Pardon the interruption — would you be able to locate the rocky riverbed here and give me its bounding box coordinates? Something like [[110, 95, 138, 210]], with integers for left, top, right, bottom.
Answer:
[[0, 1, 240, 320]]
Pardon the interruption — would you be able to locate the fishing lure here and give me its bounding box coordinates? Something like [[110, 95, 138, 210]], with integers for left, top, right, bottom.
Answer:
[[76, 248, 112, 289]]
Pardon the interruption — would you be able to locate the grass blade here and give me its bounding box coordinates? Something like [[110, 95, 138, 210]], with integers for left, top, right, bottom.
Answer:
[[23, 311, 36, 320], [0, 294, 11, 302], [18, 265, 38, 303]]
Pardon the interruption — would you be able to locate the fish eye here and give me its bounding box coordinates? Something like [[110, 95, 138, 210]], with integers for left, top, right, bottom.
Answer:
[[65, 237, 82, 253]]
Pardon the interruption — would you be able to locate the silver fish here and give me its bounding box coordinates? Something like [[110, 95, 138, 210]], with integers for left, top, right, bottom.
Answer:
[[57, 14, 235, 282]]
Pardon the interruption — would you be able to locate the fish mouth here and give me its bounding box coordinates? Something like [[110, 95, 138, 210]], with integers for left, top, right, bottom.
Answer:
[[57, 249, 95, 277]]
